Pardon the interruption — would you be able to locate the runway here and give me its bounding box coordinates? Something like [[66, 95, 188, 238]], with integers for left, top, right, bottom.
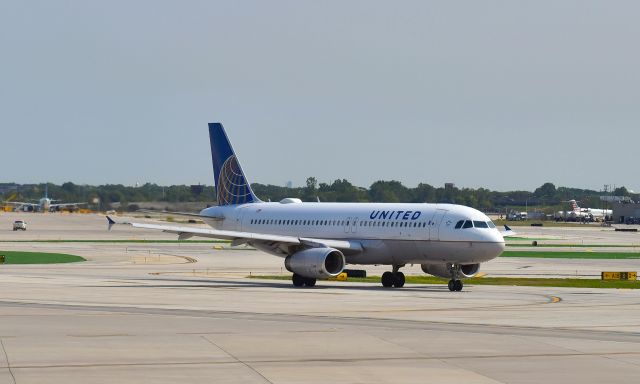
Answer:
[[0, 213, 639, 383]]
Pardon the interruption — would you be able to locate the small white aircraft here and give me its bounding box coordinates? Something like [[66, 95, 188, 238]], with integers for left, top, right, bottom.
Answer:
[[5, 186, 86, 212], [109, 123, 508, 291]]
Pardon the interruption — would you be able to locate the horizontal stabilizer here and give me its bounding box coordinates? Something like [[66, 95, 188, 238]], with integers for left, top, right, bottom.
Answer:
[[501, 224, 517, 237]]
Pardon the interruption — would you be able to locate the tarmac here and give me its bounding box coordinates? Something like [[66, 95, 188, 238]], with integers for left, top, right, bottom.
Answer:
[[0, 212, 639, 383]]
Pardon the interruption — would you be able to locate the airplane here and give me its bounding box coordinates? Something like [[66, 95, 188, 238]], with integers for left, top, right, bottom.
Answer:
[[108, 122, 508, 291], [556, 200, 612, 221], [4, 185, 86, 212]]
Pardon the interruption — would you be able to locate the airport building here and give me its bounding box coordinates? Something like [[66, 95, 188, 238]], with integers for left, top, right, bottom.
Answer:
[[611, 201, 640, 224]]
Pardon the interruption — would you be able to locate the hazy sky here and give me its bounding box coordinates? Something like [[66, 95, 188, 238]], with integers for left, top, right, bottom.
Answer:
[[1, 1, 638, 192]]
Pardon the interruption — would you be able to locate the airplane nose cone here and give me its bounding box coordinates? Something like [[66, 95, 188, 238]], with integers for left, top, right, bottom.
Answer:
[[485, 231, 506, 258]]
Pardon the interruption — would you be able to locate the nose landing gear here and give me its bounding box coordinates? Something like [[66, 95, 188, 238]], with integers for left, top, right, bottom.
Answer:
[[448, 279, 463, 291], [448, 264, 464, 292], [381, 265, 405, 288]]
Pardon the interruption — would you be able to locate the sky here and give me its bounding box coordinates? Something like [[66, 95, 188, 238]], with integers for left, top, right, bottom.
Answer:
[[1, 1, 638, 192]]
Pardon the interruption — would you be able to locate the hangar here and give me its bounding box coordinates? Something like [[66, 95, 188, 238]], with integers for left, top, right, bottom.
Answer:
[[612, 201, 640, 224]]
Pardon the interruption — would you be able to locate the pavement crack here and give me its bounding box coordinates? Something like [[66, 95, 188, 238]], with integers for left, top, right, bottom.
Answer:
[[0, 339, 16, 384], [201, 335, 274, 384]]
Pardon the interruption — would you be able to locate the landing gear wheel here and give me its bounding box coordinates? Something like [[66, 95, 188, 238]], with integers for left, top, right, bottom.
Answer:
[[304, 277, 317, 287], [393, 272, 405, 288], [381, 271, 394, 288], [292, 273, 305, 287], [448, 279, 463, 291]]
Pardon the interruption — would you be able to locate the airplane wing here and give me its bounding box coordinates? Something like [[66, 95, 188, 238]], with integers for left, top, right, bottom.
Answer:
[[49, 202, 87, 208], [106, 216, 363, 256], [3, 201, 38, 207], [136, 209, 220, 219]]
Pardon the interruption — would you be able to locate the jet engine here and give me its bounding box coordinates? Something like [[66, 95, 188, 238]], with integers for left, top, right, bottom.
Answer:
[[285, 248, 345, 279], [421, 263, 480, 279]]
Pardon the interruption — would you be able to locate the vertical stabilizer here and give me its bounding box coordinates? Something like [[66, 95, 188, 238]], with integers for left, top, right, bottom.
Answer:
[[208, 123, 260, 205], [569, 199, 580, 212]]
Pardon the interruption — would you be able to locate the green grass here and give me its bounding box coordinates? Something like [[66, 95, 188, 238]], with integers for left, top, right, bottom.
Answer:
[[506, 243, 638, 248], [2, 239, 229, 244], [250, 275, 640, 289], [504, 237, 553, 241], [0, 251, 85, 264], [494, 220, 601, 228], [501, 250, 640, 259]]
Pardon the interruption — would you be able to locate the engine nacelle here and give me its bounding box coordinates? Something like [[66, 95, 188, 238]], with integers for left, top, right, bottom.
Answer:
[[285, 248, 345, 279], [421, 263, 480, 279]]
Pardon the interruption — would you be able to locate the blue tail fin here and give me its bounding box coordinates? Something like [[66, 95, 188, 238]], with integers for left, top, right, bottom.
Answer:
[[208, 123, 261, 205]]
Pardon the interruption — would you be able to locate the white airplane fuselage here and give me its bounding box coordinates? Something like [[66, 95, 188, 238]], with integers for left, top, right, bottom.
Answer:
[[200, 202, 505, 265]]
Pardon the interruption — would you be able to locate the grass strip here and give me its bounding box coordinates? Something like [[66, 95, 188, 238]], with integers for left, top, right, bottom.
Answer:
[[506, 244, 638, 248], [1, 240, 229, 244], [250, 275, 640, 289], [0, 250, 85, 264], [501, 251, 640, 259]]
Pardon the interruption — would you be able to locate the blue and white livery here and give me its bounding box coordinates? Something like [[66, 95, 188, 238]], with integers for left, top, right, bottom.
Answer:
[[112, 122, 507, 291]]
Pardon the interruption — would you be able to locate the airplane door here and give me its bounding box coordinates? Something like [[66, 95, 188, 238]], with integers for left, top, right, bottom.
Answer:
[[344, 217, 357, 233], [429, 209, 448, 241], [236, 207, 247, 231]]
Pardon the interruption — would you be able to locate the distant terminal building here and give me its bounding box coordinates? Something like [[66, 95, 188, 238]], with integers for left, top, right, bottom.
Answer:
[[611, 200, 640, 224]]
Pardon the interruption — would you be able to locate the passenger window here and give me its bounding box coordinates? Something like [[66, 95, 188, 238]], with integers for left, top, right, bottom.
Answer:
[[473, 221, 488, 228], [454, 220, 464, 229], [462, 220, 473, 229]]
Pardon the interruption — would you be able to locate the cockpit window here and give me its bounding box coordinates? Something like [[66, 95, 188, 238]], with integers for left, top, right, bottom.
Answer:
[[487, 221, 496, 228], [462, 220, 473, 229], [473, 221, 489, 228], [454, 220, 464, 229]]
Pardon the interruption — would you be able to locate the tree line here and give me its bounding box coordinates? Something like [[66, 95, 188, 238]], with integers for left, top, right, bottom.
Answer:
[[1, 180, 634, 213]]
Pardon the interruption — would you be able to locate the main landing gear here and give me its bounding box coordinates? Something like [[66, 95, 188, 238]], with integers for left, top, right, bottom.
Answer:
[[292, 273, 316, 287], [381, 265, 405, 288]]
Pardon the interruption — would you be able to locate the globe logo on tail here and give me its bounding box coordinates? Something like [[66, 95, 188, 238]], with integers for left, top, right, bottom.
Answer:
[[217, 155, 255, 205]]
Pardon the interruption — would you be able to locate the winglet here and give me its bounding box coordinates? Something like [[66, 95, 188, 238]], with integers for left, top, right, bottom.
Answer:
[[106, 216, 116, 231], [504, 225, 512, 231]]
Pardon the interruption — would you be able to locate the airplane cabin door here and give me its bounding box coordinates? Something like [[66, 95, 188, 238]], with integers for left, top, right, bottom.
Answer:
[[344, 217, 357, 234], [429, 209, 449, 241]]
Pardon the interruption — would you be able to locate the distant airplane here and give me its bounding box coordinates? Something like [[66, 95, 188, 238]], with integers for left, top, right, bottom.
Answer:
[[4, 185, 86, 212], [109, 123, 508, 291], [556, 199, 612, 221]]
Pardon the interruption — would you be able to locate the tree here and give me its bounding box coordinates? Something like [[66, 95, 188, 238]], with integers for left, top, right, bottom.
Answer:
[[534, 182, 556, 198], [613, 186, 629, 196]]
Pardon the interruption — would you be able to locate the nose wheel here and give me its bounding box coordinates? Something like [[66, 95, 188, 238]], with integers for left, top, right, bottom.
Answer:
[[448, 279, 463, 291]]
